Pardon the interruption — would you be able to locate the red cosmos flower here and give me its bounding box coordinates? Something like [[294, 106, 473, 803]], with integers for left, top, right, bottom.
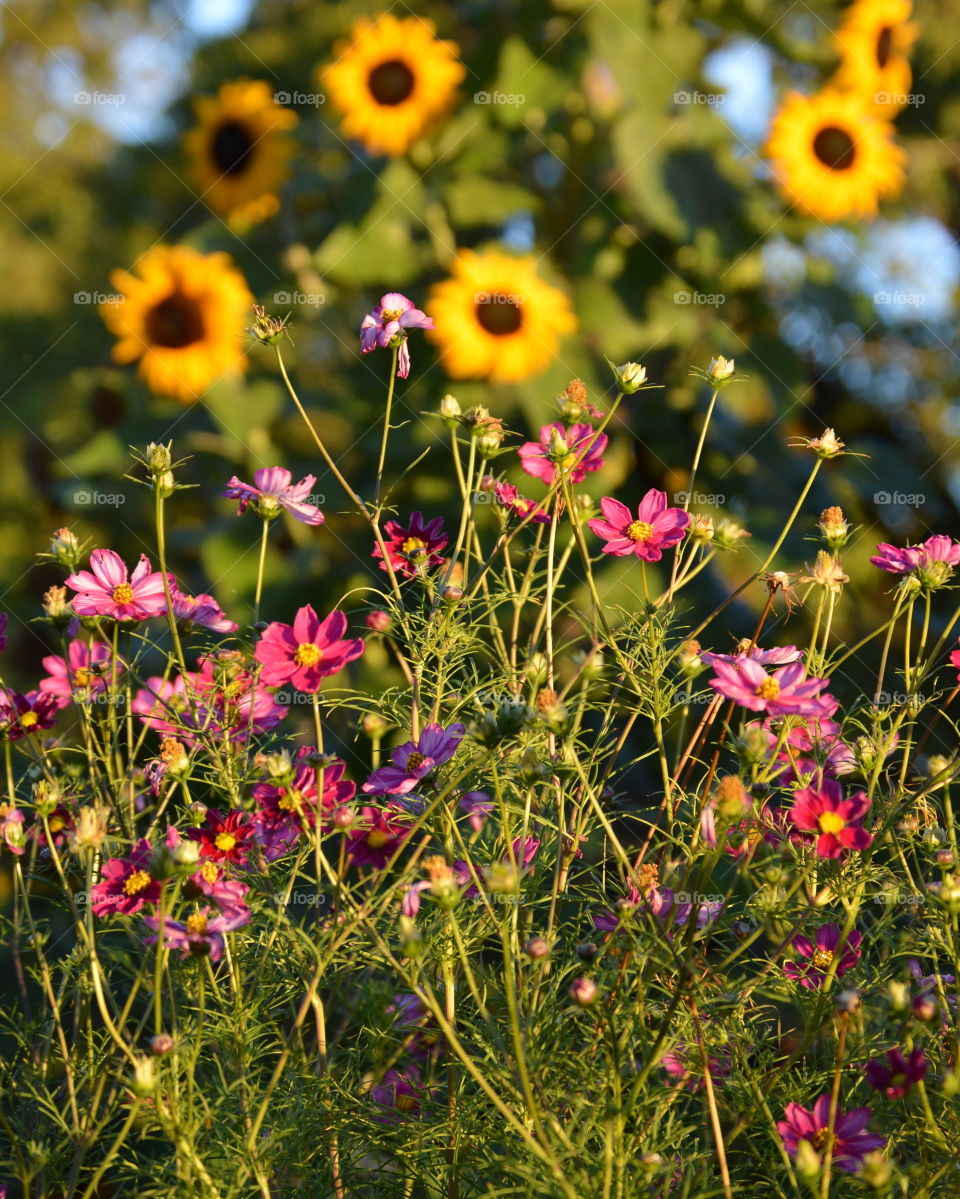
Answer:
[[254, 606, 364, 693], [787, 777, 873, 858], [0, 691, 61, 740], [187, 808, 256, 866], [588, 491, 689, 561], [90, 838, 162, 916], [373, 512, 448, 578], [345, 805, 412, 869]]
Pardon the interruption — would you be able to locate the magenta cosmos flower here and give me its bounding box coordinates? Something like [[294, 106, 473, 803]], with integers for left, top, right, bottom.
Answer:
[[778, 1095, 886, 1173], [144, 906, 249, 961], [588, 491, 689, 562], [493, 482, 551, 524], [39, 638, 118, 706], [701, 644, 802, 669], [345, 805, 413, 869], [90, 838, 161, 916], [255, 606, 364, 693], [222, 467, 324, 526], [871, 534, 960, 585], [373, 512, 448, 578], [865, 1047, 927, 1098], [708, 657, 834, 718], [65, 550, 169, 621], [360, 292, 434, 379], [0, 690, 60, 740], [788, 778, 873, 859], [784, 923, 862, 990], [170, 588, 238, 633], [187, 808, 256, 866], [519, 422, 607, 487], [363, 722, 466, 795]]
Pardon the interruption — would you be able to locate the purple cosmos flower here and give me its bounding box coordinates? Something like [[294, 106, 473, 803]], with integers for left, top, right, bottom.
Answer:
[[777, 1095, 886, 1173], [39, 638, 118, 707], [359, 292, 434, 379], [519, 422, 607, 487], [363, 722, 466, 795], [90, 838, 161, 916], [0, 613, 7, 652], [871, 534, 960, 586], [369, 1066, 430, 1121], [784, 923, 862, 990], [864, 1047, 927, 1098], [788, 778, 873, 859], [459, 790, 493, 831], [223, 467, 325, 526], [170, 588, 239, 633], [708, 657, 834, 718], [588, 491, 689, 561], [144, 905, 250, 961]]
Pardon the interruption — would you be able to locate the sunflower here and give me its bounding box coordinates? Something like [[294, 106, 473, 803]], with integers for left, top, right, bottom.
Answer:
[[321, 15, 465, 157], [834, 0, 917, 114], [101, 245, 253, 404], [428, 249, 577, 382], [764, 88, 905, 222], [185, 80, 298, 227]]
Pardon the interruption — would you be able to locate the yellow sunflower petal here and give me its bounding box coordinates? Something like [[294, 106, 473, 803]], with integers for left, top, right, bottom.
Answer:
[[833, 0, 918, 114]]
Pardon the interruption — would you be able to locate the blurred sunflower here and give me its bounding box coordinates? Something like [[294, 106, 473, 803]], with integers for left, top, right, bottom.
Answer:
[[428, 249, 577, 382], [834, 0, 917, 113], [101, 246, 253, 404], [765, 89, 905, 222], [321, 15, 464, 157], [185, 80, 298, 227]]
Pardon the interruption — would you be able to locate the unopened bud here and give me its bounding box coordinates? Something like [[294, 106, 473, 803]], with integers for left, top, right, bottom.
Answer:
[[569, 976, 598, 1006], [525, 936, 550, 960]]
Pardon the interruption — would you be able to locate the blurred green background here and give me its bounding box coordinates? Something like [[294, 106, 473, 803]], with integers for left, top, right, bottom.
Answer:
[[2, 0, 960, 690]]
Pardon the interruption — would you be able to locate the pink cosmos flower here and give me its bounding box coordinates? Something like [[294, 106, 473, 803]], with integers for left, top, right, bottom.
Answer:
[[588, 491, 689, 561], [65, 549, 169, 621], [784, 923, 862, 990], [0, 804, 26, 856], [661, 1042, 732, 1091], [90, 838, 161, 916], [359, 292, 434, 379], [253, 748, 356, 856], [777, 1095, 886, 1173], [345, 805, 413, 870], [708, 657, 834, 718], [255, 606, 364, 693], [493, 482, 551, 525], [187, 808, 256, 866], [363, 722, 466, 795], [788, 778, 873, 858], [700, 644, 803, 669], [748, 709, 856, 786], [373, 512, 448, 578], [871, 534, 960, 585], [864, 1047, 927, 1098], [170, 589, 238, 633], [951, 638, 960, 683], [222, 467, 325, 525], [39, 638, 118, 706], [0, 690, 60, 740], [519, 422, 607, 487], [144, 905, 250, 961]]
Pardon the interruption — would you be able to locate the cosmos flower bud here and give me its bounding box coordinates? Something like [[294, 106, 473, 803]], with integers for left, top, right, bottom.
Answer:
[[69, 805, 109, 852], [332, 805, 356, 830], [362, 713, 390, 736], [569, 976, 598, 1006], [48, 527, 81, 569], [398, 915, 424, 959], [793, 1138, 821, 1179], [547, 427, 571, 461], [246, 304, 291, 346], [525, 936, 550, 959], [707, 355, 735, 383], [576, 941, 598, 962], [677, 639, 703, 676], [439, 394, 461, 423], [612, 361, 648, 393], [366, 610, 392, 633], [131, 1056, 156, 1097], [442, 586, 463, 604], [151, 1033, 175, 1055], [818, 506, 850, 549], [859, 1152, 891, 1190], [687, 513, 715, 544], [42, 585, 73, 627], [145, 441, 173, 474], [173, 839, 201, 871], [713, 517, 750, 552]]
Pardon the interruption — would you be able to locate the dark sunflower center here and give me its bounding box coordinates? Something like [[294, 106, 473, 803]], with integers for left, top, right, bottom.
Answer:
[[368, 59, 416, 106], [812, 126, 856, 171], [475, 294, 524, 336], [145, 294, 206, 349], [211, 119, 255, 176], [876, 26, 893, 69]]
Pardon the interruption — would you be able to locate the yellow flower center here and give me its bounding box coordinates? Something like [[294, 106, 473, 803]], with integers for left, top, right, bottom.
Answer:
[[200, 861, 219, 884], [73, 667, 94, 688], [278, 789, 302, 812], [111, 583, 134, 605], [123, 869, 152, 896], [214, 832, 237, 853], [380, 307, 403, 322], [186, 913, 208, 936], [809, 1127, 830, 1153], [818, 811, 846, 835], [401, 537, 427, 558], [294, 643, 322, 667], [20, 712, 39, 729], [367, 829, 391, 849], [627, 520, 654, 543], [757, 678, 780, 700], [406, 752, 427, 770], [48, 816, 65, 833], [395, 1093, 417, 1112], [812, 949, 834, 970]]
